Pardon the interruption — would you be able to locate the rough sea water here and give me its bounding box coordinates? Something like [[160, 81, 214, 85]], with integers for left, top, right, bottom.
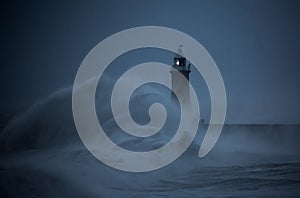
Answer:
[[0, 77, 300, 197]]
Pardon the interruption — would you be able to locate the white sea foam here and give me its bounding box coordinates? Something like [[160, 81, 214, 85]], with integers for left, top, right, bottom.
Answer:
[[0, 75, 299, 197]]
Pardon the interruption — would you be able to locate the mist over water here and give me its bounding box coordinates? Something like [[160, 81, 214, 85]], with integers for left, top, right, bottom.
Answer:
[[0, 74, 299, 197], [1, 0, 300, 196]]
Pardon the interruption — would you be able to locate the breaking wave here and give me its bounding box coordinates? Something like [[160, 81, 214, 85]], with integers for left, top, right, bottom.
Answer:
[[0, 75, 299, 197]]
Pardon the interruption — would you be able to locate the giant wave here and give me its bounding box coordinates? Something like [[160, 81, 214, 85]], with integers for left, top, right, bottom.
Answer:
[[0, 75, 299, 197]]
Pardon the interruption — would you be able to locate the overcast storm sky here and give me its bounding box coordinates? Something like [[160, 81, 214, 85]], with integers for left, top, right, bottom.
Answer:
[[1, 0, 300, 124]]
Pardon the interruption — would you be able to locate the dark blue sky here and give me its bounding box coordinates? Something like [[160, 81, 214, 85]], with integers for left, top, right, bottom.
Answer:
[[1, 0, 300, 123]]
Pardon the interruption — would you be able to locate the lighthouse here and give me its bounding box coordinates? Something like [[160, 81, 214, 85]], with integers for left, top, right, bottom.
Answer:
[[170, 46, 191, 103]]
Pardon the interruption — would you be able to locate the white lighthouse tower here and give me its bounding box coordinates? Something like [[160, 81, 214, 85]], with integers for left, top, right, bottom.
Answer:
[[170, 46, 191, 103]]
